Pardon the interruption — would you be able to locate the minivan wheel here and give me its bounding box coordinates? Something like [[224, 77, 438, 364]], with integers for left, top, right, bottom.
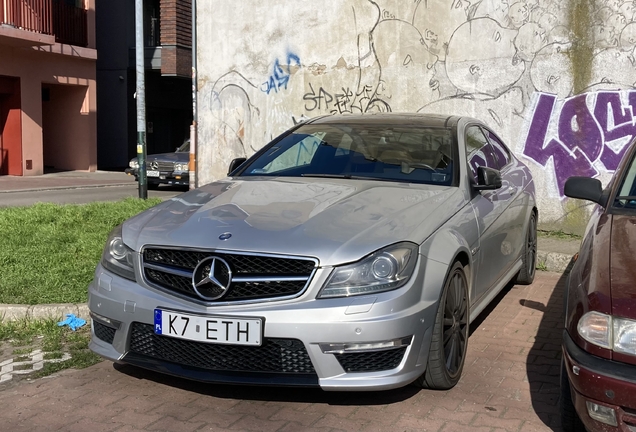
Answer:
[[560, 357, 584, 432], [516, 211, 537, 285], [415, 261, 469, 390]]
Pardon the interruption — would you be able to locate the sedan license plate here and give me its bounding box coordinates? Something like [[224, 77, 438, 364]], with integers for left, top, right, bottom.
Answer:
[[147, 170, 160, 177], [153, 309, 263, 346]]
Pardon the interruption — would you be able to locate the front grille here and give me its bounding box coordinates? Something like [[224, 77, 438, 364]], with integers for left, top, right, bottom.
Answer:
[[334, 347, 408, 372], [129, 322, 315, 374], [93, 321, 116, 344], [150, 161, 174, 171], [142, 248, 317, 303]]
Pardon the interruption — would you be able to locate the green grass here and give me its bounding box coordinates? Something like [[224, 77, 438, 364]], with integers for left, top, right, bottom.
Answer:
[[537, 229, 582, 241], [0, 318, 100, 377], [0, 198, 161, 304]]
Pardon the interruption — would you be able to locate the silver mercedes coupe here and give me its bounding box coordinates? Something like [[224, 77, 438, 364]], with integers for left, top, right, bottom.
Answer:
[[89, 113, 537, 391]]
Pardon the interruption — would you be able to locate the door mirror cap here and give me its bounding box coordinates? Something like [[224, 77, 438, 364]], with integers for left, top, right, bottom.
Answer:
[[564, 177, 603, 204], [474, 166, 502, 191], [228, 157, 247, 176]]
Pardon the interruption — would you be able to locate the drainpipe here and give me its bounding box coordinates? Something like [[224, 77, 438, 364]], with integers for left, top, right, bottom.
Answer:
[[189, 0, 197, 189]]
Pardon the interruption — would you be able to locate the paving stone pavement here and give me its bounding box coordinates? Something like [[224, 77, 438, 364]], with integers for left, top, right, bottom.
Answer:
[[1, 271, 566, 432]]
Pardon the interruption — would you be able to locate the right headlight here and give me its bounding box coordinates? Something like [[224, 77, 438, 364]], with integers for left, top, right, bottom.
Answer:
[[129, 159, 139, 169], [318, 242, 418, 299], [101, 225, 136, 281], [577, 311, 636, 355]]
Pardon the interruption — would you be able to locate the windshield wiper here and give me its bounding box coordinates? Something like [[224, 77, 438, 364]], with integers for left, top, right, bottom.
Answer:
[[301, 173, 351, 179], [299, 173, 409, 183], [615, 196, 636, 200]]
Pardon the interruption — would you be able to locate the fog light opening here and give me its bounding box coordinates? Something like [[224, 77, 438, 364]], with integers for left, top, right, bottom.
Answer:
[[90, 312, 122, 330], [586, 401, 618, 427], [319, 336, 412, 354]]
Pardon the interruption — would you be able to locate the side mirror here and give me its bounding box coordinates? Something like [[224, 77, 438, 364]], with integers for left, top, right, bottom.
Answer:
[[474, 166, 502, 191], [228, 157, 247, 175], [564, 177, 603, 204]]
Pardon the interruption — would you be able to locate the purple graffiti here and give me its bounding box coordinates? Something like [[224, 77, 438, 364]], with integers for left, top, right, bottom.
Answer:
[[523, 91, 636, 197]]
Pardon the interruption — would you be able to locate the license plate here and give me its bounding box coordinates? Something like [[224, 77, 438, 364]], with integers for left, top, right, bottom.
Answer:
[[147, 170, 160, 177], [153, 309, 263, 346]]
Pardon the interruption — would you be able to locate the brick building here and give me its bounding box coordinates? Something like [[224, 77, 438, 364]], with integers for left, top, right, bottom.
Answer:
[[0, 0, 96, 176]]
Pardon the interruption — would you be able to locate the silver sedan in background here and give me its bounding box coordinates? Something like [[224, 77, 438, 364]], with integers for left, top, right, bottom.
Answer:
[[89, 113, 537, 391]]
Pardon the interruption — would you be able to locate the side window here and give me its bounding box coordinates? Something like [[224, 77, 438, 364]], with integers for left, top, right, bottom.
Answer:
[[484, 129, 511, 169], [259, 133, 323, 174], [465, 126, 497, 183]]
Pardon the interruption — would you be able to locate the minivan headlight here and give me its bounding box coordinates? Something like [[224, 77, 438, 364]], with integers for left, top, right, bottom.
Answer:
[[614, 318, 636, 355], [101, 225, 136, 281], [318, 242, 418, 299], [577, 311, 636, 355]]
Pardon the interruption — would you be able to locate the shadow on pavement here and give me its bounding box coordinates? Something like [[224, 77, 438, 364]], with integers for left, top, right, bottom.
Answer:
[[522, 262, 574, 431], [113, 362, 420, 405]]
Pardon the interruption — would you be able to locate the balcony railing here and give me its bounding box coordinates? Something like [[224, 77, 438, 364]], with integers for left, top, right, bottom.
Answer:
[[0, 0, 53, 34], [0, 0, 87, 47], [52, 0, 86, 46]]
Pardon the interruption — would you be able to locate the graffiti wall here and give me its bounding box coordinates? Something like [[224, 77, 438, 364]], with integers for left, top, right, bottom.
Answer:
[[196, 0, 636, 233]]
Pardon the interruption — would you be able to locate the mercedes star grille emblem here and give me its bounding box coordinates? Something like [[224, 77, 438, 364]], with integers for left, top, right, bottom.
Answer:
[[150, 160, 158, 170], [192, 256, 232, 300]]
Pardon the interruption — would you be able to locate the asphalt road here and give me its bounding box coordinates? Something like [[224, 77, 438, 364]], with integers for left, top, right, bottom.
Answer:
[[0, 184, 184, 207]]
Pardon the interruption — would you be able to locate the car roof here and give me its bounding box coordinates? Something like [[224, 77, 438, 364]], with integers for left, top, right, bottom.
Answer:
[[308, 113, 462, 129]]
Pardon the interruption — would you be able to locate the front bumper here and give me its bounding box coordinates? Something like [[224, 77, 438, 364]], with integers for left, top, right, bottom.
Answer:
[[563, 331, 636, 431], [88, 257, 444, 391], [125, 168, 189, 186]]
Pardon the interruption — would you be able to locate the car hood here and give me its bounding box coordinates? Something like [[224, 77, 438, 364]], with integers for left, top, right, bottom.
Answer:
[[610, 214, 636, 319], [123, 177, 465, 266]]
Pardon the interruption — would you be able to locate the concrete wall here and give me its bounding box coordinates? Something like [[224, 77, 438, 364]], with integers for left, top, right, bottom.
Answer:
[[197, 0, 636, 233]]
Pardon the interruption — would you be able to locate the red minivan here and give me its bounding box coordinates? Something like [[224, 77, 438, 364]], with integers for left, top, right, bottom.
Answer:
[[561, 142, 636, 431]]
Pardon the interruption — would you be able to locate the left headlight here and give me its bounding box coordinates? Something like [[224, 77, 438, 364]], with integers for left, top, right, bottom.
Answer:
[[318, 242, 418, 299], [101, 225, 136, 281], [577, 311, 636, 355], [129, 159, 139, 169], [174, 162, 189, 172]]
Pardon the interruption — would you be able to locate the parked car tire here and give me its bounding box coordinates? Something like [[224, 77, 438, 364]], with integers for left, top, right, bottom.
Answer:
[[560, 358, 584, 432], [416, 261, 469, 390], [515, 211, 537, 285]]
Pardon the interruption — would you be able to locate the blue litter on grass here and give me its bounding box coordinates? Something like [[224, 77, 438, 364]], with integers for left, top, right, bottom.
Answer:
[[57, 314, 86, 331]]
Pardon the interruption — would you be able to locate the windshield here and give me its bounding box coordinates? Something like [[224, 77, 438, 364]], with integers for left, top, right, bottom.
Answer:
[[614, 150, 636, 209], [177, 140, 190, 153], [238, 123, 455, 186]]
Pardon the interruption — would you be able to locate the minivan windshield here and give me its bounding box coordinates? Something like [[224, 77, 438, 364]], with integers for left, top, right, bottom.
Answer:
[[615, 150, 636, 209], [238, 123, 455, 186]]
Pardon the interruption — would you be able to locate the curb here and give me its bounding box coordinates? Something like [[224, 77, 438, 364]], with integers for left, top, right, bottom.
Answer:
[[0, 250, 575, 323], [0, 183, 132, 194], [537, 251, 574, 273], [0, 303, 89, 322]]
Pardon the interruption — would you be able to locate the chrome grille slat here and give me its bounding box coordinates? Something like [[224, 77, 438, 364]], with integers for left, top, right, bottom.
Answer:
[[149, 161, 174, 171], [142, 248, 317, 303]]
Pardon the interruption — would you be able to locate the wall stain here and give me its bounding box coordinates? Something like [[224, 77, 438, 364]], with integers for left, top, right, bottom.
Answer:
[[567, 0, 594, 95]]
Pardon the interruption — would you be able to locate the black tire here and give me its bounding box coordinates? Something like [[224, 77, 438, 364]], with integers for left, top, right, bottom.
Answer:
[[516, 211, 537, 285], [415, 261, 469, 390], [560, 358, 585, 432], [147, 183, 160, 190]]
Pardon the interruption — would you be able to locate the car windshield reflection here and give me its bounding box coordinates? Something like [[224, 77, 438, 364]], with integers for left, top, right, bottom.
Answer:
[[238, 124, 456, 186]]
